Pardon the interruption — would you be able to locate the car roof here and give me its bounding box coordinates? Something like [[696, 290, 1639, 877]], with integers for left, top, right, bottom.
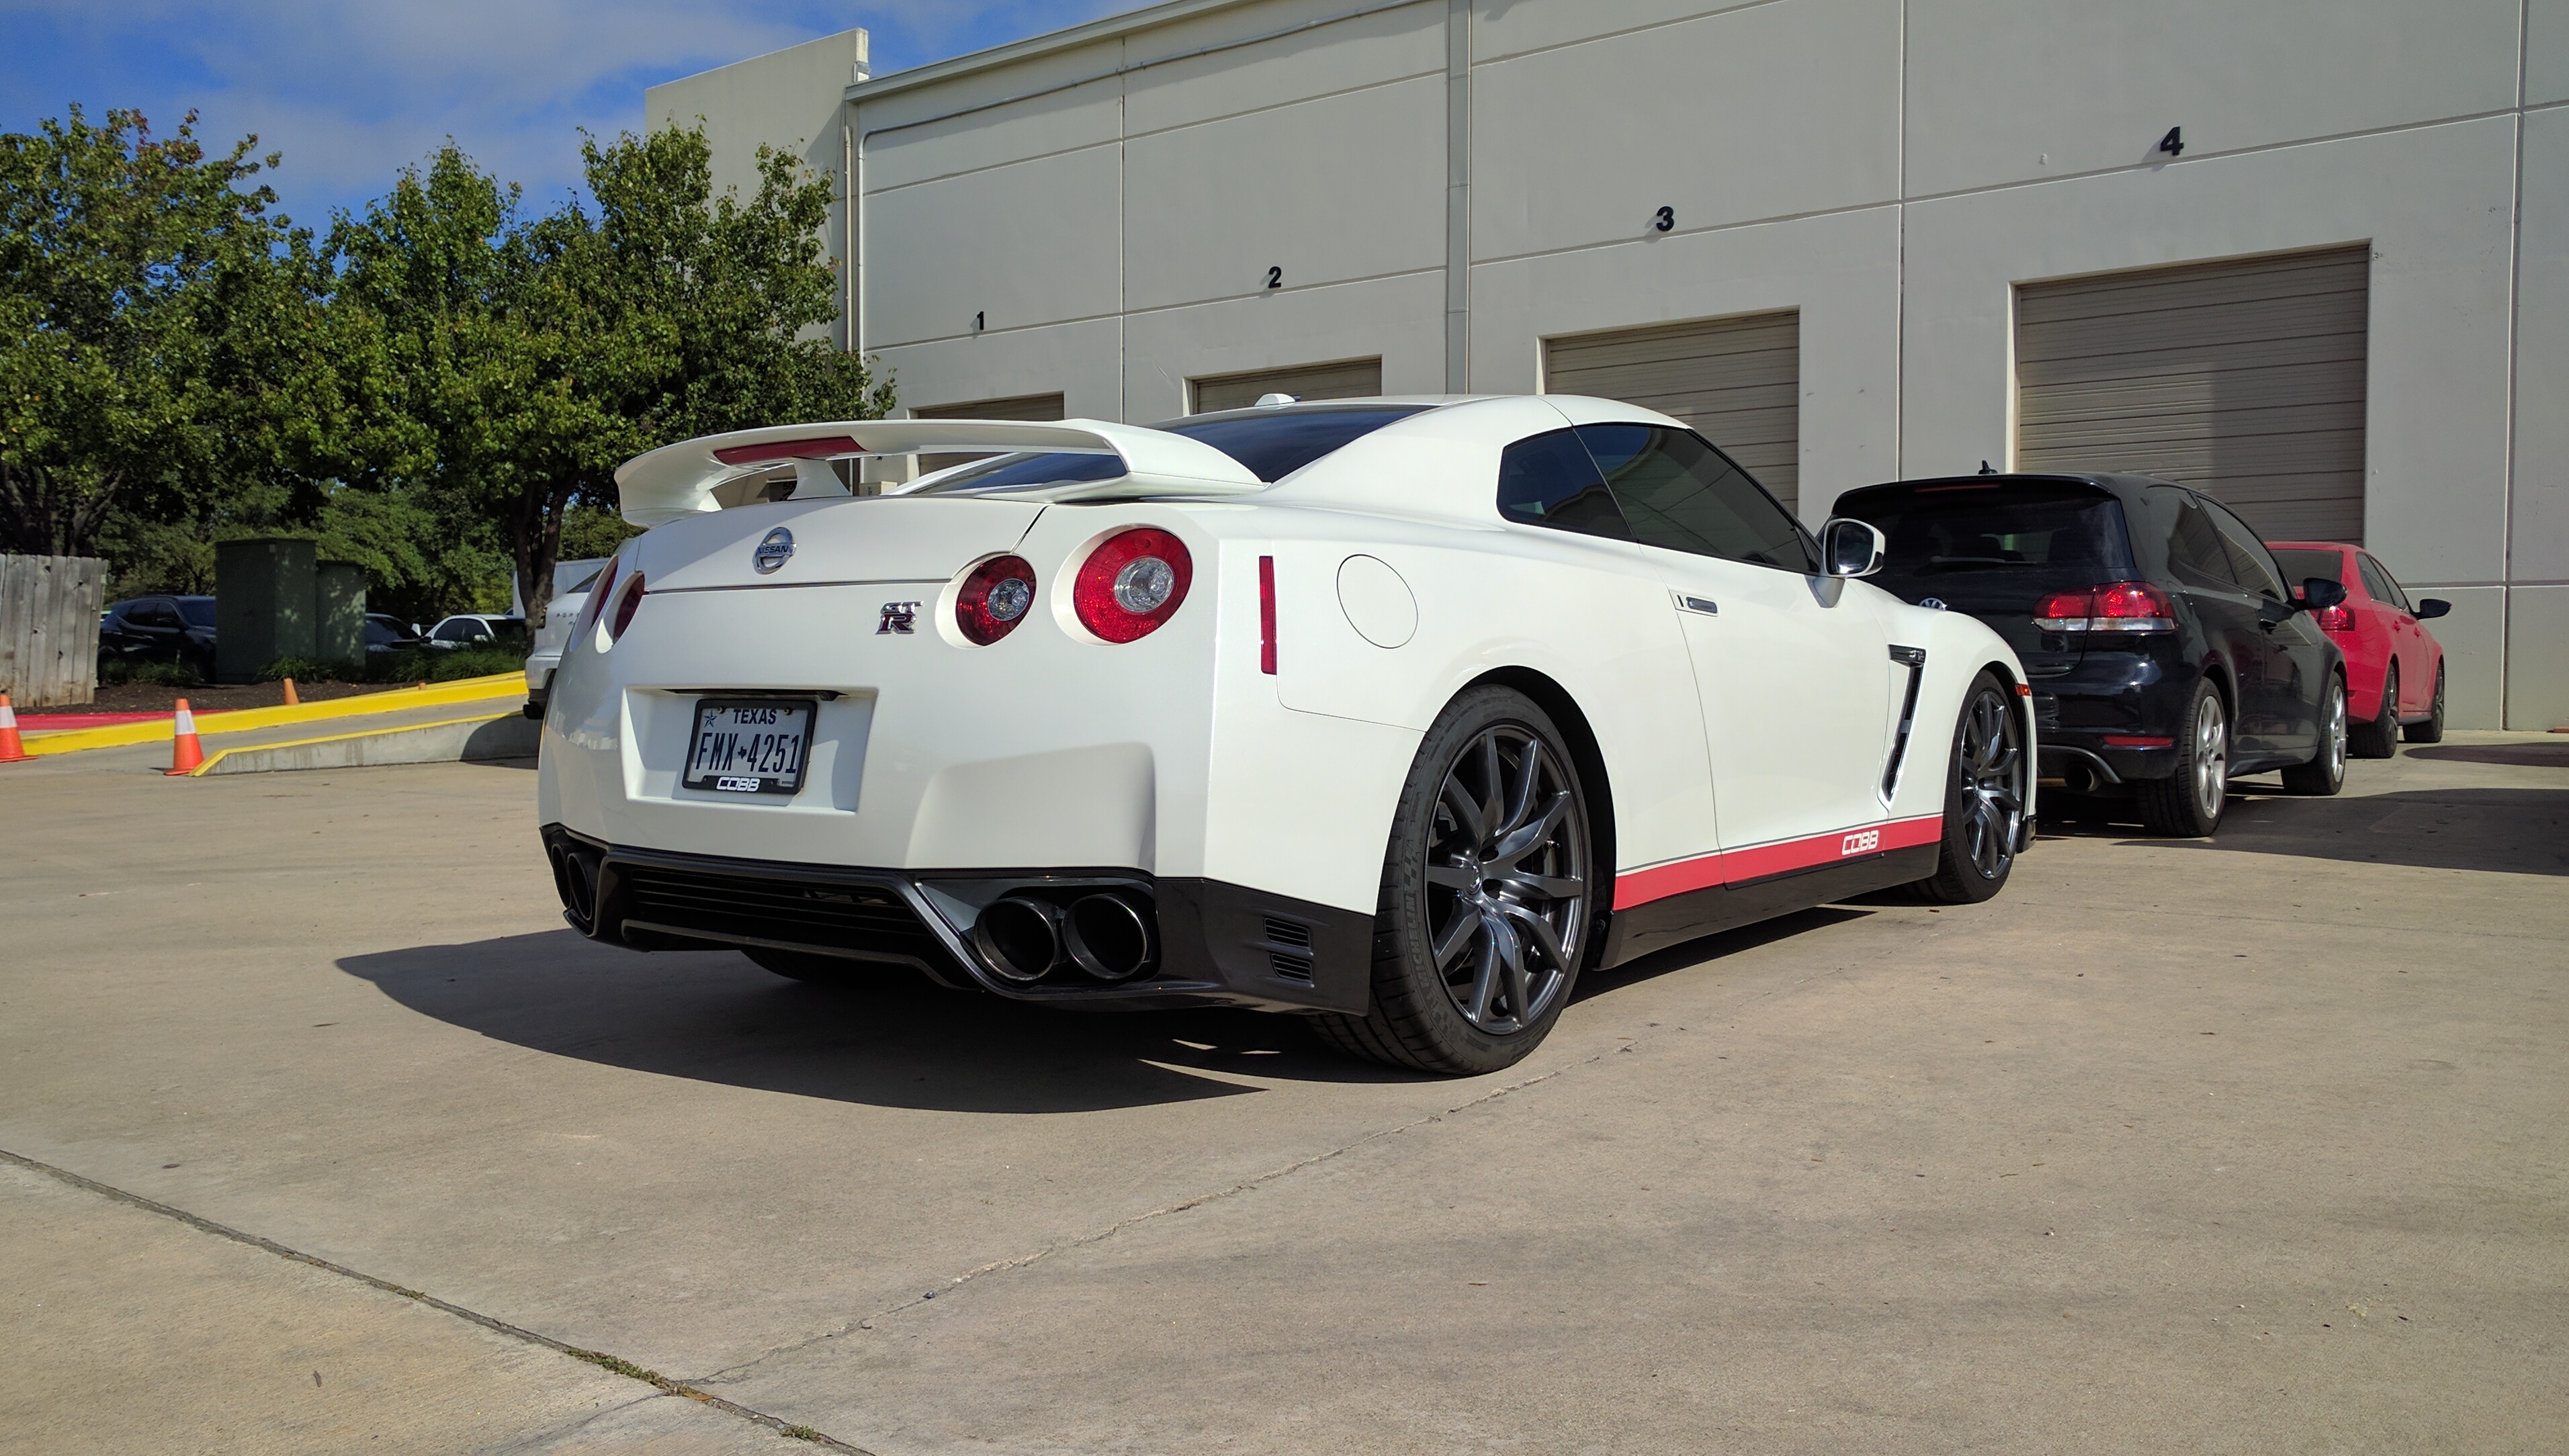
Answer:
[[1843, 470, 2175, 498]]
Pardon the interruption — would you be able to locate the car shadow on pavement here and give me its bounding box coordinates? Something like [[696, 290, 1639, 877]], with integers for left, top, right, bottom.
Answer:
[[1571, 906, 1872, 1003], [2047, 787, 2569, 876], [337, 930, 1427, 1114], [2401, 741, 2569, 770]]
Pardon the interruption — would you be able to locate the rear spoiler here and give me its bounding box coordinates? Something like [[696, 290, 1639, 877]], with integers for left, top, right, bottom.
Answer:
[[612, 419, 1265, 527]]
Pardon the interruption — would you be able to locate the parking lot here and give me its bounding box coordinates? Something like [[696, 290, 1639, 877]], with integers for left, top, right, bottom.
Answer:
[[4, 737, 2564, 1453]]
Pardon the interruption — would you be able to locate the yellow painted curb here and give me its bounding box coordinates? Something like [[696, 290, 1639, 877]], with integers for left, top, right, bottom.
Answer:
[[19, 673, 525, 758], [187, 711, 517, 776]]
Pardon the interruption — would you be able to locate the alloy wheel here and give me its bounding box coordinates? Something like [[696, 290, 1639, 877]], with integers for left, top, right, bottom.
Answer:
[[2193, 696, 2228, 822], [1957, 687, 2026, 879], [2324, 681, 2347, 779], [1422, 724, 1588, 1036]]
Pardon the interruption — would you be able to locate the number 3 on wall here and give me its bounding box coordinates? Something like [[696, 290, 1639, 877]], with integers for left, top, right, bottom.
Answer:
[[1653, 206, 1674, 233]]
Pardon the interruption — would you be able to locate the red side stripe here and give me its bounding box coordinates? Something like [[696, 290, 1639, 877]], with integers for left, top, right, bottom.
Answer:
[[1611, 815, 1943, 911]]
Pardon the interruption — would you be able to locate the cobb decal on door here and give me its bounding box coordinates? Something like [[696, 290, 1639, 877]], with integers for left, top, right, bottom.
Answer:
[[539, 394, 2031, 1079]]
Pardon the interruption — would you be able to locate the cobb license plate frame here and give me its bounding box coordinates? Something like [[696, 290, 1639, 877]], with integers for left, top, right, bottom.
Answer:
[[684, 698, 818, 797]]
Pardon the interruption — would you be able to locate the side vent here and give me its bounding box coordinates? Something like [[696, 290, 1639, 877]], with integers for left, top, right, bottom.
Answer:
[[1261, 916, 1314, 982]]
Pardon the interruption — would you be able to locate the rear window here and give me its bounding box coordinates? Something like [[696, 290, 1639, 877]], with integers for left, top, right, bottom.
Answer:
[[906, 405, 1428, 496], [1835, 481, 2132, 610], [2271, 549, 2343, 588]]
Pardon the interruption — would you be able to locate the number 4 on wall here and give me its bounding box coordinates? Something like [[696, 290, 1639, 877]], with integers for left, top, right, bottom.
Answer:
[[2157, 126, 2185, 157]]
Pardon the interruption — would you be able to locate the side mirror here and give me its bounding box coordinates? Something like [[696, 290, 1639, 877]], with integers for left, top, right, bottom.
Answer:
[[2296, 577, 2347, 612], [2414, 598, 2451, 620], [1821, 518, 1887, 579]]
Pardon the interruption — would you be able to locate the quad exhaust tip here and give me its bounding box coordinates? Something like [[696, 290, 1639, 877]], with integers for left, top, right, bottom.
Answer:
[[969, 891, 1158, 984], [972, 897, 1061, 983], [1065, 893, 1155, 982]]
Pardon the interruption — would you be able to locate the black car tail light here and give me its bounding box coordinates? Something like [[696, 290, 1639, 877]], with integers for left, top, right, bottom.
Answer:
[[2034, 582, 2174, 634]]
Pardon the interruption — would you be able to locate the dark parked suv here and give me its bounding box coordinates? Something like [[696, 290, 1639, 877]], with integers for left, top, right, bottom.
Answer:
[[99, 595, 218, 675], [1832, 473, 2351, 836]]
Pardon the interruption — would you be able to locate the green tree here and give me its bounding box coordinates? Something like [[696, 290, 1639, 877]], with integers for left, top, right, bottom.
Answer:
[[0, 106, 335, 557], [330, 126, 892, 625]]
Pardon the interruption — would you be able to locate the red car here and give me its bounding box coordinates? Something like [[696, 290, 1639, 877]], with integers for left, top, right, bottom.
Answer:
[[2267, 541, 2449, 756]]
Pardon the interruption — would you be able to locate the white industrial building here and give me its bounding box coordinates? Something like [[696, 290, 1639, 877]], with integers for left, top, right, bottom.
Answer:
[[648, 0, 2568, 730]]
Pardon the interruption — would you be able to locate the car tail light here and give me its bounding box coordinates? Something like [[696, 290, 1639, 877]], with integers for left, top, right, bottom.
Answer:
[[955, 555, 1037, 645], [1258, 555, 1277, 674], [2312, 603, 2353, 632], [1073, 528, 1192, 643], [607, 572, 646, 641], [579, 555, 622, 636], [2034, 581, 2175, 633]]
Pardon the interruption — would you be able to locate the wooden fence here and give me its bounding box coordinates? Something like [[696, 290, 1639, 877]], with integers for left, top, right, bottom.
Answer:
[[1, 555, 107, 709]]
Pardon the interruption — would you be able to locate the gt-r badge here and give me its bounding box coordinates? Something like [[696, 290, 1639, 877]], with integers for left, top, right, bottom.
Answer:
[[877, 600, 920, 635], [752, 527, 795, 575]]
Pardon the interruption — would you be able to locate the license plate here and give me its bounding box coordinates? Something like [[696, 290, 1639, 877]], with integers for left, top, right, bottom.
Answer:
[[684, 699, 816, 797]]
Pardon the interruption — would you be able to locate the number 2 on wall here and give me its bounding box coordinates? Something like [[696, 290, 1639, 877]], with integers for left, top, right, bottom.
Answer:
[[1265, 265, 1282, 289]]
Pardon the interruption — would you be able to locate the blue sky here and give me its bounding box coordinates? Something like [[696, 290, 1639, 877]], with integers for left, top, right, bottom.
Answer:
[[0, 1, 1136, 232]]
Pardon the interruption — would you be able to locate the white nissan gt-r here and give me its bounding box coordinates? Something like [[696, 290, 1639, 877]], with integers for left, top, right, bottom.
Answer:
[[537, 395, 2033, 1074]]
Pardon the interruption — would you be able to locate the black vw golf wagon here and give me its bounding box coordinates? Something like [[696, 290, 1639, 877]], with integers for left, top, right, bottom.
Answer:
[[1833, 472, 2351, 837]]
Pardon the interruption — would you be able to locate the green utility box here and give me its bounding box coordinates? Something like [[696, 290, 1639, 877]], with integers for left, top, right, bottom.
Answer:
[[214, 538, 316, 682], [315, 560, 367, 664]]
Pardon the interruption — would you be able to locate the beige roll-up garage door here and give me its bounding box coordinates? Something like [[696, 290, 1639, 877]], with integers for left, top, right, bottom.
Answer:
[[1189, 358, 1383, 414], [2017, 246, 2369, 542], [912, 392, 1066, 478], [1542, 310, 1801, 514]]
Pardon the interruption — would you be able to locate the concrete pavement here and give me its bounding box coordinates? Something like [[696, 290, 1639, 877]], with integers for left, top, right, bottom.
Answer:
[[2, 737, 2562, 1452]]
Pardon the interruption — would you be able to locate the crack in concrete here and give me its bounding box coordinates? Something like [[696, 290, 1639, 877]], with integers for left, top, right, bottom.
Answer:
[[0, 1147, 873, 1455], [687, 1049, 1600, 1389]]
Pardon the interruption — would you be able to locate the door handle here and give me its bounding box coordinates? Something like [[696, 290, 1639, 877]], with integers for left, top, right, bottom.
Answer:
[[1671, 591, 1718, 616]]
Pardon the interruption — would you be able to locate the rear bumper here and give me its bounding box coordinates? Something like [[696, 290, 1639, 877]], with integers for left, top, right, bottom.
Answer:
[[540, 825, 1373, 1015], [2031, 645, 2191, 787]]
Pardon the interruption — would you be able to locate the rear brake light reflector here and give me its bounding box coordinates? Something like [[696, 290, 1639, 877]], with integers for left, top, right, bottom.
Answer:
[[1259, 555, 1277, 674], [2103, 735, 2175, 747], [2034, 582, 2175, 634], [2312, 604, 2353, 632], [1074, 528, 1192, 643]]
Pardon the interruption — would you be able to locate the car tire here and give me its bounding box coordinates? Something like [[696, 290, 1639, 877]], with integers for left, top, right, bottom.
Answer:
[[2280, 673, 2349, 797], [2402, 662, 2446, 744], [1311, 686, 1600, 1076], [2349, 664, 2399, 759], [1913, 672, 2028, 905], [2136, 679, 2229, 837], [744, 948, 869, 987]]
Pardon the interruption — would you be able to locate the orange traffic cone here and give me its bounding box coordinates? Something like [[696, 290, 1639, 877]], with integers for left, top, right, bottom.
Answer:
[[281, 676, 300, 707], [0, 692, 27, 763], [165, 698, 204, 776]]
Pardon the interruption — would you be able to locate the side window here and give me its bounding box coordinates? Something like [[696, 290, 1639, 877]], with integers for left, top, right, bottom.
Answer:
[[2152, 489, 2238, 592], [2359, 555, 2409, 612], [1497, 428, 1631, 541], [2204, 500, 2287, 600], [1574, 424, 1817, 572], [434, 620, 474, 643], [132, 602, 181, 628]]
